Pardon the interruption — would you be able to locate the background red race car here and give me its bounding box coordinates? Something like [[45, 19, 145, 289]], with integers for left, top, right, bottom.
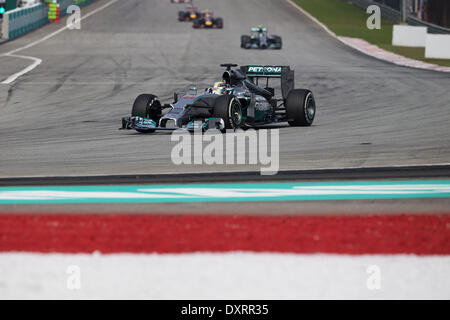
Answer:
[[193, 9, 223, 29], [178, 4, 200, 22]]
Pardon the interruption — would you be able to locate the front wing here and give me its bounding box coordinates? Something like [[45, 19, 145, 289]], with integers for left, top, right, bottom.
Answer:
[[121, 116, 225, 132]]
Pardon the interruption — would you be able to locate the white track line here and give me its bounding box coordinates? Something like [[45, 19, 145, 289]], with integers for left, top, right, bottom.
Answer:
[[1, 54, 42, 85], [285, 0, 450, 73], [1, 0, 118, 85]]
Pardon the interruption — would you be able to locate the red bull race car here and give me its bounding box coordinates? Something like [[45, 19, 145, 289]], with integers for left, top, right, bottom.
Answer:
[[178, 4, 200, 22], [193, 9, 223, 29]]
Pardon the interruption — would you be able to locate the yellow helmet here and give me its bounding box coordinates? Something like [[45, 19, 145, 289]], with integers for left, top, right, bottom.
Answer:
[[213, 82, 226, 95]]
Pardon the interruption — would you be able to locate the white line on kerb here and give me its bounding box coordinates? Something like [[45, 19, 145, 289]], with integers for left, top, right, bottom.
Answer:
[[1, 0, 118, 85]]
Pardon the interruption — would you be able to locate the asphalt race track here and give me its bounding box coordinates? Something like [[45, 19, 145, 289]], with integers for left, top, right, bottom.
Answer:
[[1, 0, 450, 178]]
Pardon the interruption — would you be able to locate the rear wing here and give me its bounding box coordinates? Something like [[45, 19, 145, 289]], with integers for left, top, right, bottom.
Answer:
[[240, 65, 294, 99]]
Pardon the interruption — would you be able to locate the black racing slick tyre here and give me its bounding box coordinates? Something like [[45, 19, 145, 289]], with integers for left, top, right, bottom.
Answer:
[[273, 36, 282, 49], [213, 95, 242, 130], [215, 18, 223, 28], [276, 38, 282, 49], [241, 35, 250, 49], [131, 94, 161, 133], [285, 89, 316, 126], [193, 18, 203, 28]]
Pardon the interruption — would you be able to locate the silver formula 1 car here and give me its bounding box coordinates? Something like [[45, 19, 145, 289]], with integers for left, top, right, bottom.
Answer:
[[241, 26, 282, 49], [178, 4, 200, 21], [121, 64, 316, 133]]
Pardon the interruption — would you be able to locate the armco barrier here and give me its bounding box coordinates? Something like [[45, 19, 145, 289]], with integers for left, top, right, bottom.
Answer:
[[348, 0, 401, 23], [1, 0, 98, 41], [406, 16, 450, 35]]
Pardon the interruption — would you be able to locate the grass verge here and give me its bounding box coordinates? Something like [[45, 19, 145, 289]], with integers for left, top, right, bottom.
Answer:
[[292, 0, 450, 67]]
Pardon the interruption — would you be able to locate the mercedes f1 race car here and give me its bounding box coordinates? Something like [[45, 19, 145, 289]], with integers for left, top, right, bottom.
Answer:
[[193, 9, 223, 29], [178, 4, 200, 21], [121, 64, 316, 133], [241, 26, 282, 49]]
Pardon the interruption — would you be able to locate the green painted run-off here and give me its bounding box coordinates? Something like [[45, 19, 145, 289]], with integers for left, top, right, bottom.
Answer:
[[0, 180, 449, 204]]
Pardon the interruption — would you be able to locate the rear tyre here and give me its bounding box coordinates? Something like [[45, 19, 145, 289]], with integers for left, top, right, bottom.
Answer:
[[131, 94, 161, 133], [285, 89, 316, 126], [213, 95, 242, 130]]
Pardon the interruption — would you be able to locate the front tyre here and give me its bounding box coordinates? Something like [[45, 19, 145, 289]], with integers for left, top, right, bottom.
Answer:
[[241, 35, 251, 49], [285, 89, 316, 126], [193, 19, 202, 28], [273, 36, 282, 49], [213, 95, 242, 130], [215, 18, 223, 29], [132, 94, 161, 133]]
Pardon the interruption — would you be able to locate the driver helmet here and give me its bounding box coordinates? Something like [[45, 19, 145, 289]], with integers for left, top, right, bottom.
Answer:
[[213, 82, 226, 95]]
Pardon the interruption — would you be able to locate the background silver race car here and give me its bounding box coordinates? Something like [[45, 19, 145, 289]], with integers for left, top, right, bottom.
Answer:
[[241, 26, 282, 49]]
